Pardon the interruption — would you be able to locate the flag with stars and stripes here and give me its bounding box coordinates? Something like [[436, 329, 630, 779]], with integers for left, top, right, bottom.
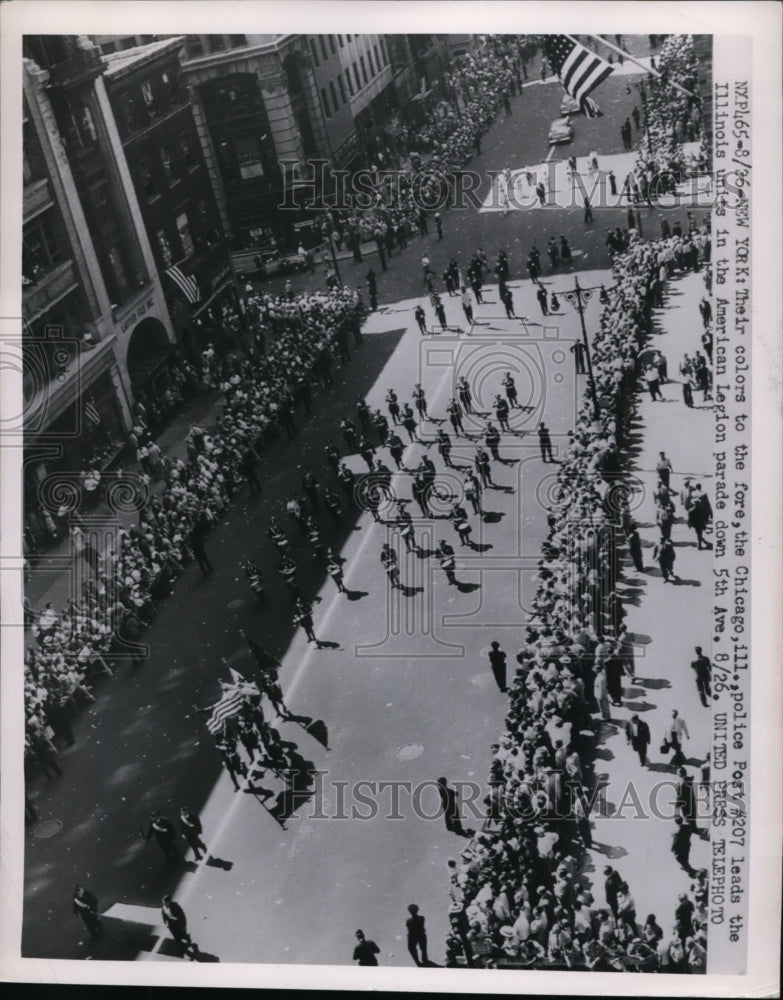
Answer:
[[545, 35, 614, 117], [164, 264, 200, 305]]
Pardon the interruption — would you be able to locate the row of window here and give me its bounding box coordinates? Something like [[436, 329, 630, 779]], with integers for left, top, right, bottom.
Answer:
[[137, 132, 199, 199], [23, 211, 63, 284], [319, 40, 389, 117], [309, 34, 378, 67], [114, 69, 186, 138], [155, 199, 217, 269], [184, 35, 248, 59]]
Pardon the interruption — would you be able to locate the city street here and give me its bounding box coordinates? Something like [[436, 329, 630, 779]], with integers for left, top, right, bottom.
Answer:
[[22, 37, 714, 969]]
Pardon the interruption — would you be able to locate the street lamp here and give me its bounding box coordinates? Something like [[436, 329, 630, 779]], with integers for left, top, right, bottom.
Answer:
[[562, 276, 602, 423]]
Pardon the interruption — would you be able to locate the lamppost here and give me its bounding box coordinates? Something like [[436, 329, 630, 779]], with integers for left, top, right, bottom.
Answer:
[[562, 276, 603, 423]]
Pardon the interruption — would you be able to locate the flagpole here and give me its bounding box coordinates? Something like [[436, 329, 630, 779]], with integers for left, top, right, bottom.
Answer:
[[582, 34, 697, 99]]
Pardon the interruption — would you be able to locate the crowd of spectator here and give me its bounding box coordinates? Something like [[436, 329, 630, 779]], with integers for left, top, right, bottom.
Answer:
[[444, 224, 710, 972]]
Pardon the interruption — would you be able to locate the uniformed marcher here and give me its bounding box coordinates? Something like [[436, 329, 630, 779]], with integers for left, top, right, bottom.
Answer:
[[73, 884, 103, 939], [216, 734, 247, 791], [447, 397, 465, 435], [396, 505, 417, 552], [450, 504, 473, 546], [373, 409, 390, 447], [412, 384, 429, 420], [179, 806, 208, 861], [277, 554, 300, 597], [340, 418, 359, 453], [144, 810, 180, 861], [294, 598, 321, 646], [494, 395, 510, 432], [302, 470, 320, 510], [162, 895, 197, 959], [474, 448, 494, 487], [356, 398, 371, 434], [337, 462, 357, 502], [436, 428, 453, 467], [386, 388, 401, 424], [484, 423, 503, 463], [412, 474, 431, 517], [388, 432, 405, 470], [326, 550, 347, 593], [401, 403, 420, 443], [436, 540, 457, 586], [457, 376, 473, 414], [381, 543, 401, 588], [502, 371, 519, 408], [324, 488, 343, 525]]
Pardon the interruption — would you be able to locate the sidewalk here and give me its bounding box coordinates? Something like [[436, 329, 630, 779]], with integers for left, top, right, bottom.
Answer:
[[588, 267, 714, 923]]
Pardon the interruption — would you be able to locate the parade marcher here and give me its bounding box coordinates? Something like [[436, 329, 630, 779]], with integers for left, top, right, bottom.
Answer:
[[687, 486, 713, 549], [690, 647, 712, 707], [652, 536, 677, 582], [627, 527, 645, 573], [396, 505, 417, 553], [450, 503, 473, 547], [179, 806, 208, 861], [447, 397, 465, 436], [162, 895, 197, 959], [502, 371, 519, 408], [242, 560, 265, 604], [457, 376, 473, 414], [381, 543, 401, 589], [406, 904, 429, 966], [302, 469, 320, 510], [488, 640, 508, 692], [356, 398, 372, 435], [436, 428, 453, 467], [460, 287, 474, 325], [412, 474, 432, 518], [353, 929, 381, 966], [386, 388, 401, 424], [412, 383, 429, 420], [324, 488, 343, 526], [625, 714, 651, 766], [484, 422, 503, 463], [190, 515, 213, 576], [474, 448, 494, 487], [216, 732, 248, 791], [373, 409, 390, 448], [144, 810, 180, 861], [537, 422, 554, 463], [73, 884, 103, 940], [436, 776, 472, 837], [294, 597, 322, 647], [358, 435, 377, 472], [464, 472, 482, 516], [671, 817, 695, 876], [536, 286, 549, 315], [436, 540, 457, 586], [401, 403, 420, 443], [494, 395, 511, 432], [414, 305, 427, 335], [337, 462, 357, 503], [388, 431, 405, 470], [326, 549, 347, 593]]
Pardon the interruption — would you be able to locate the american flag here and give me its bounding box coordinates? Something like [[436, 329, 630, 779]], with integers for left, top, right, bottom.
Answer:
[[165, 264, 200, 305], [203, 670, 260, 734], [545, 35, 614, 117], [84, 398, 102, 426]]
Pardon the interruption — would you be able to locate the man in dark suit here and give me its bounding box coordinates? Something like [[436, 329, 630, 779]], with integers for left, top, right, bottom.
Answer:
[[162, 894, 197, 958], [144, 810, 180, 861], [436, 777, 472, 837], [487, 641, 508, 693], [603, 865, 623, 918], [625, 714, 651, 766], [73, 884, 102, 939], [179, 806, 207, 861], [690, 646, 712, 706]]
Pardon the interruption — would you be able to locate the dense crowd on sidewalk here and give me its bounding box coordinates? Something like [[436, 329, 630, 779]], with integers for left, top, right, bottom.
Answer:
[[22, 286, 365, 761], [314, 36, 533, 258], [637, 34, 707, 179], [443, 222, 712, 972]]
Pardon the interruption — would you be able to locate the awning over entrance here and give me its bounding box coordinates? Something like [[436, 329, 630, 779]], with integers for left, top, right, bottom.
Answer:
[[126, 317, 175, 389]]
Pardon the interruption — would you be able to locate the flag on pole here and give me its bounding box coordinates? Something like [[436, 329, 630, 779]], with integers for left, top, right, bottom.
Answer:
[[545, 35, 614, 117], [165, 264, 200, 305], [84, 398, 102, 426], [204, 688, 246, 734]]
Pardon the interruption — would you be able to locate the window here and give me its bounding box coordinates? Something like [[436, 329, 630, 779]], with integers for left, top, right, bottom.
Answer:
[[138, 157, 158, 199], [328, 35, 337, 56], [23, 214, 62, 280], [329, 79, 339, 110], [186, 36, 205, 58], [345, 69, 354, 96], [176, 212, 194, 257], [373, 44, 381, 72], [367, 48, 375, 75], [107, 245, 130, 296], [234, 135, 265, 180], [321, 87, 331, 118], [210, 35, 226, 52], [319, 36, 328, 61], [360, 55, 368, 85], [309, 38, 320, 67], [157, 228, 173, 267], [161, 70, 183, 108], [338, 34, 344, 48], [160, 144, 178, 184], [352, 62, 360, 90], [179, 132, 197, 170], [337, 72, 347, 103], [141, 80, 159, 118], [229, 35, 247, 48], [66, 102, 98, 149]]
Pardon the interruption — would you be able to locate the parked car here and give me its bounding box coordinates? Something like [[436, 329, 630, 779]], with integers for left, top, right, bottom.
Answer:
[[560, 93, 581, 115], [548, 116, 575, 145]]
